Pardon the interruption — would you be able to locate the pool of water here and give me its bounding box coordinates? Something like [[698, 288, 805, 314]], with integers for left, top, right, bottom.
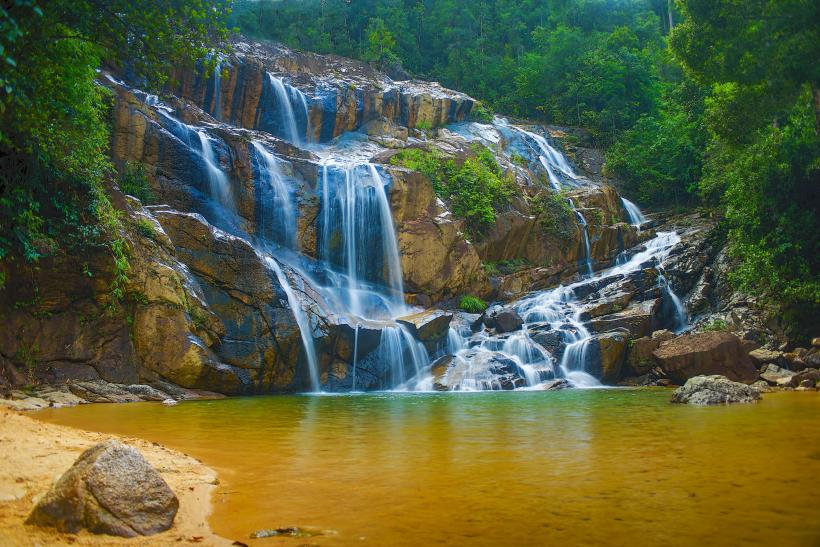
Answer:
[[36, 389, 820, 546]]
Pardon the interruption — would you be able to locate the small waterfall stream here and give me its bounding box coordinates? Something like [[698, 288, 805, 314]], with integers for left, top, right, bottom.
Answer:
[[621, 197, 647, 228], [251, 140, 296, 249], [267, 73, 311, 146]]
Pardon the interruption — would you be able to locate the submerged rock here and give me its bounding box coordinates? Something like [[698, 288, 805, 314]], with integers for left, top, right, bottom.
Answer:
[[27, 440, 178, 536], [671, 375, 761, 405]]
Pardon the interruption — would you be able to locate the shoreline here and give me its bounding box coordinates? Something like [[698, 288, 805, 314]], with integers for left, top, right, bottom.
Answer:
[[0, 407, 231, 546]]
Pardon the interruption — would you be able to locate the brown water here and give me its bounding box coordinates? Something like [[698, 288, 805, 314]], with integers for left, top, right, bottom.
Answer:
[[36, 389, 820, 546]]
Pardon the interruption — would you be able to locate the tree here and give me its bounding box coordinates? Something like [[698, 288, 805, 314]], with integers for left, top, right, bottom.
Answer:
[[365, 17, 398, 70], [0, 0, 230, 277]]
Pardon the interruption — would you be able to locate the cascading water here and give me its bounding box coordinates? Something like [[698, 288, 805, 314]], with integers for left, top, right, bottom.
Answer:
[[267, 258, 321, 392], [569, 198, 594, 277], [318, 163, 405, 318], [211, 61, 222, 120], [251, 140, 296, 249], [197, 131, 233, 210], [621, 197, 647, 228], [267, 73, 311, 146], [408, 228, 688, 392]]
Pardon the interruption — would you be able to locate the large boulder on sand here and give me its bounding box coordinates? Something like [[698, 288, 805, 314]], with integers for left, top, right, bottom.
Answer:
[[27, 440, 178, 537], [671, 375, 762, 405], [652, 331, 758, 384]]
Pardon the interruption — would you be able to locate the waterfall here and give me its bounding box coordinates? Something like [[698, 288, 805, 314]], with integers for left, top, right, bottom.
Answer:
[[410, 231, 686, 391], [197, 131, 233, 210], [267, 73, 311, 146], [518, 128, 579, 190], [211, 61, 222, 120], [318, 163, 405, 319], [569, 199, 594, 277], [377, 325, 428, 389], [251, 141, 296, 249], [660, 274, 689, 333], [621, 197, 647, 228], [267, 258, 321, 392]]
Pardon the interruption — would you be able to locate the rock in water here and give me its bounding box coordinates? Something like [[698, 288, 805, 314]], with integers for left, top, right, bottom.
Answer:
[[671, 375, 762, 405], [27, 440, 178, 536]]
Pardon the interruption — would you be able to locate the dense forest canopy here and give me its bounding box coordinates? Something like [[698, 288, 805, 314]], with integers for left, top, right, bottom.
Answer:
[[0, 0, 817, 337]]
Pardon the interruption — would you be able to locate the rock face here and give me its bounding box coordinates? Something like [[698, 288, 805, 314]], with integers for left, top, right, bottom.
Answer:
[[671, 375, 762, 405], [27, 440, 178, 536], [586, 331, 628, 383], [171, 40, 476, 142], [652, 332, 758, 384]]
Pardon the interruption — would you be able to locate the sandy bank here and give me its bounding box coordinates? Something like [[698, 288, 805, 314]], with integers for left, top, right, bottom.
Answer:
[[0, 407, 231, 546]]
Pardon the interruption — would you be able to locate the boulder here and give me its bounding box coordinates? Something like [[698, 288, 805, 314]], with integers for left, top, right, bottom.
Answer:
[[590, 299, 659, 338], [586, 331, 628, 384], [625, 329, 675, 376], [671, 375, 761, 405], [812, 337, 820, 347], [750, 380, 774, 393], [748, 348, 783, 368], [782, 368, 820, 389], [759, 364, 795, 385], [396, 310, 452, 343], [27, 440, 178, 536], [653, 332, 758, 384], [483, 305, 524, 333], [539, 378, 571, 391]]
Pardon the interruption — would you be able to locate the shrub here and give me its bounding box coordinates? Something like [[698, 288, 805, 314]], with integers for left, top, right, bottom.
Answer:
[[119, 162, 154, 204], [459, 295, 488, 313], [390, 144, 515, 238], [469, 101, 494, 124], [135, 218, 158, 241], [701, 318, 728, 332], [530, 191, 575, 239]]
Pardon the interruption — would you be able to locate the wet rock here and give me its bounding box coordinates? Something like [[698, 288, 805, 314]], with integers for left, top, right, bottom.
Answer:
[[671, 375, 761, 405], [586, 331, 628, 384], [396, 310, 453, 343], [748, 348, 783, 368], [590, 299, 660, 338], [68, 382, 143, 404], [759, 364, 795, 385], [251, 527, 322, 539], [653, 332, 758, 384], [539, 378, 571, 391], [812, 337, 820, 347], [782, 368, 820, 389], [27, 440, 178, 536], [483, 305, 524, 333], [750, 380, 774, 393], [625, 329, 675, 376], [432, 350, 528, 391], [121, 384, 171, 402], [530, 329, 563, 359]]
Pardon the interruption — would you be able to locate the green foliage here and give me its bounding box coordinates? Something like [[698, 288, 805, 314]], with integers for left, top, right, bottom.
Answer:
[[605, 75, 705, 206], [365, 17, 399, 71], [119, 162, 154, 204], [135, 218, 159, 241], [701, 318, 728, 332], [459, 295, 488, 314], [669, 0, 820, 340], [0, 0, 229, 305], [484, 258, 529, 277], [469, 102, 494, 124], [232, 0, 672, 142], [530, 191, 575, 239], [390, 144, 515, 237]]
